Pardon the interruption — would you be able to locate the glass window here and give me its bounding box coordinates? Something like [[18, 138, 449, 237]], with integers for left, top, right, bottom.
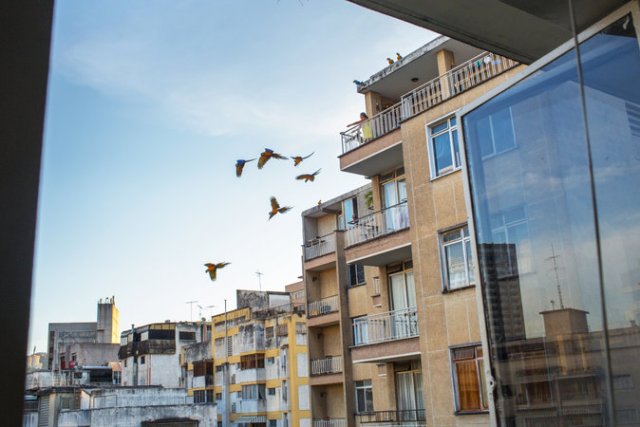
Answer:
[[451, 345, 488, 412], [353, 316, 369, 345], [348, 263, 365, 287], [268, 387, 276, 396], [355, 380, 374, 414], [441, 226, 474, 290], [427, 116, 459, 177]]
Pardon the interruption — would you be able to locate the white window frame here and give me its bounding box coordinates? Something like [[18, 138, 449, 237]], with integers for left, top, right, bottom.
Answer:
[[449, 344, 488, 413], [476, 107, 518, 160], [355, 379, 374, 414], [439, 225, 475, 291], [353, 316, 369, 346], [427, 115, 460, 179]]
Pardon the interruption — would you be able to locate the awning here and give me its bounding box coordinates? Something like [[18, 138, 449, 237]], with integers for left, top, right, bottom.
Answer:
[[233, 415, 267, 425]]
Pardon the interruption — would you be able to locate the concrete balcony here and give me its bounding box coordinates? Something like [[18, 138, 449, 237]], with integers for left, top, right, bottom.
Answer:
[[344, 202, 411, 266], [265, 364, 281, 380], [304, 232, 337, 270], [311, 356, 343, 375], [236, 368, 266, 384], [351, 308, 421, 363], [307, 295, 340, 328], [192, 375, 213, 388], [232, 399, 266, 414], [313, 419, 347, 427]]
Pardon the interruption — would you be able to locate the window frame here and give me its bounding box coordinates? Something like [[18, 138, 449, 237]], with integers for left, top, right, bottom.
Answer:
[[355, 379, 374, 414], [348, 263, 366, 287], [427, 115, 461, 179], [352, 316, 369, 346], [439, 225, 475, 292], [449, 344, 488, 414]]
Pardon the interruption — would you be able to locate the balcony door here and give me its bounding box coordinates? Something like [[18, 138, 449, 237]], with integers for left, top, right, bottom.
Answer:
[[381, 167, 407, 232], [389, 266, 417, 339], [395, 367, 424, 421]]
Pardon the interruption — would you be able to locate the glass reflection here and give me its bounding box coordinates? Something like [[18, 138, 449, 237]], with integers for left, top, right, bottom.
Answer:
[[463, 13, 640, 427]]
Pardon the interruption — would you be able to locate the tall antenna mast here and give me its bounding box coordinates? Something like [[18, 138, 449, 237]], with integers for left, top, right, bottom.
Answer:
[[185, 300, 198, 321], [546, 244, 565, 309], [256, 270, 264, 291]]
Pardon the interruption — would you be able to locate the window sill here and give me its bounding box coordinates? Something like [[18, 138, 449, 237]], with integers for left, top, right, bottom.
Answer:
[[442, 284, 475, 294], [454, 410, 489, 416], [348, 282, 367, 289], [430, 166, 461, 182]]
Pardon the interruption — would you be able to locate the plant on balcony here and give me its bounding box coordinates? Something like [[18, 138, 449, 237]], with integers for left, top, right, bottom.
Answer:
[[364, 190, 374, 210]]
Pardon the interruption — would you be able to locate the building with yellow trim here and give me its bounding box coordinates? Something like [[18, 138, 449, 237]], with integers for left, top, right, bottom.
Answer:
[[212, 283, 310, 427]]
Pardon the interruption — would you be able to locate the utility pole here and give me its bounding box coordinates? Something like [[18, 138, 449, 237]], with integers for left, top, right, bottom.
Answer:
[[185, 300, 198, 321], [255, 270, 264, 291]]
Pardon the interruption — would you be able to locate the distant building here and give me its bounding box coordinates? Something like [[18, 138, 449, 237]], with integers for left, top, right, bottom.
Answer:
[[26, 352, 48, 372], [212, 284, 309, 427], [47, 297, 120, 372], [119, 321, 202, 388], [25, 385, 215, 427]]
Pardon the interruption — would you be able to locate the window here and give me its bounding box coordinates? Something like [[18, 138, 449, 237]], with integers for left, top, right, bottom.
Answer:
[[340, 196, 359, 229], [475, 107, 516, 158], [268, 387, 276, 396], [353, 316, 369, 345], [215, 393, 222, 401], [348, 264, 365, 287], [179, 331, 196, 341], [265, 327, 274, 340], [428, 116, 459, 177], [112, 371, 121, 384], [355, 380, 374, 413], [451, 345, 488, 413], [269, 420, 278, 427], [441, 226, 475, 290], [240, 354, 265, 370], [295, 323, 306, 334], [241, 384, 266, 400], [490, 206, 531, 275], [140, 356, 145, 365]]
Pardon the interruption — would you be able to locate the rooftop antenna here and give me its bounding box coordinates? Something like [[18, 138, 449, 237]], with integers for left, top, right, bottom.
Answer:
[[546, 244, 565, 309], [185, 300, 198, 321], [256, 270, 264, 291]]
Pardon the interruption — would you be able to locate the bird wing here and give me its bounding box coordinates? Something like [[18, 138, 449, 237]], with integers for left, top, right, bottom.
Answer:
[[245, 158, 256, 163], [271, 152, 288, 160], [278, 206, 293, 214], [312, 168, 322, 176], [236, 164, 244, 177], [216, 262, 230, 269], [270, 197, 280, 210], [208, 268, 217, 281], [296, 174, 311, 181], [301, 151, 315, 160], [257, 152, 269, 169]]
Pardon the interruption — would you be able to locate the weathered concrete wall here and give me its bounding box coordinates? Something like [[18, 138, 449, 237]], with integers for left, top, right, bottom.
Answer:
[[58, 404, 216, 427], [183, 341, 212, 365], [65, 342, 119, 367]]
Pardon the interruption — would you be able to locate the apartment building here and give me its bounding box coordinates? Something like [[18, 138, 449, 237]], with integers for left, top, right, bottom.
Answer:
[[346, 1, 640, 426], [119, 321, 201, 387], [302, 36, 525, 427], [213, 285, 310, 427]]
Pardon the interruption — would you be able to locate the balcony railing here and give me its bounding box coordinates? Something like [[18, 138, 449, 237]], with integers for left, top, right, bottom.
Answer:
[[353, 307, 419, 346], [308, 295, 339, 318], [311, 356, 343, 376], [232, 399, 266, 414], [304, 233, 337, 261], [344, 202, 409, 248], [313, 419, 347, 427], [402, 52, 517, 119], [339, 52, 518, 155], [357, 410, 426, 424], [341, 103, 402, 154], [236, 368, 266, 384]]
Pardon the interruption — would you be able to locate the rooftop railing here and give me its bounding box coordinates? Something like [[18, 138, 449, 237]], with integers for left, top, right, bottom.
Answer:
[[353, 307, 419, 346], [308, 295, 339, 318], [340, 52, 518, 155], [311, 356, 343, 376], [304, 232, 337, 261], [344, 202, 409, 248]]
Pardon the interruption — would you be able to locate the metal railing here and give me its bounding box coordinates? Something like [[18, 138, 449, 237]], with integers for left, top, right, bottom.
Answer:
[[313, 419, 347, 427], [338, 52, 519, 155], [304, 233, 337, 260], [353, 307, 419, 346], [308, 295, 339, 318], [341, 103, 402, 154], [402, 52, 517, 119], [311, 356, 343, 375], [344, 202, 409, 247], [358, 409, 426, 424]]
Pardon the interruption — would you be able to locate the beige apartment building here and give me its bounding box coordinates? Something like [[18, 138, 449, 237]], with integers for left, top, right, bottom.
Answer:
[[302, 37, 525, 427]]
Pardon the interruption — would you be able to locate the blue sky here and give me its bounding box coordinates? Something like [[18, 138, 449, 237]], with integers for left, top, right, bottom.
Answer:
[[29, 0, 436, 353]]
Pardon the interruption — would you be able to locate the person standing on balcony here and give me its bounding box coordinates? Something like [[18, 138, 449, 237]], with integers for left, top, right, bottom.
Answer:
[[347, 112, 372, 143]]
